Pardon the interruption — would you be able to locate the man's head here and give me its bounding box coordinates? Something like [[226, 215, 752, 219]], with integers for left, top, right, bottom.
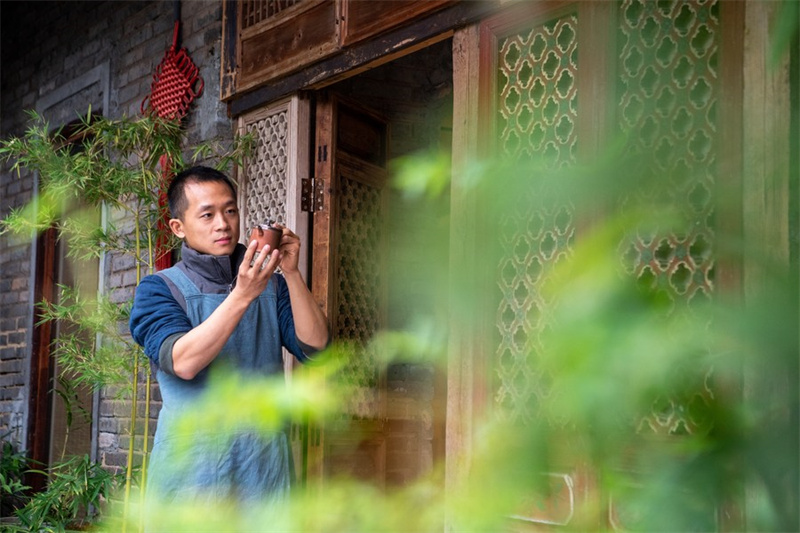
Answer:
[[167, 166, 241, 256]]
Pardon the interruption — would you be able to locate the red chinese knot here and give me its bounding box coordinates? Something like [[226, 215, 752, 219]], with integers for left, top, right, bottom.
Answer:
[[141, 21, 204, 120]]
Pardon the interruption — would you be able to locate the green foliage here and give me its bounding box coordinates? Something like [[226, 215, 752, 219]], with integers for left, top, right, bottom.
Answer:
[[0, 109, 253, 387], [0, 111, 252, 260], [770, 0, 799, 67], [9, 454, 124, 533], [390, 149, 451, 200], [1, 438, 31, 518], [2, 440, 122, 533], [35, 284, 136, 389], [168, 361, 341, 464], [93, 144, 797, 532], [0, 109, 253, 531]]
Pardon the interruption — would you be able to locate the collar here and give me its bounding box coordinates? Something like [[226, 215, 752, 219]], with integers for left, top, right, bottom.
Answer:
[[180, 242, 246, 287]]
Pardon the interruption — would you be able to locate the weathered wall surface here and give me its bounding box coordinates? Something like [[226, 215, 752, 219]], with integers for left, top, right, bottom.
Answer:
[[0, 0, 233, 470]]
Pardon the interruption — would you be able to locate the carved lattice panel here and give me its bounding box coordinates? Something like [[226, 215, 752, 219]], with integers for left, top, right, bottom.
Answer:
[[243, 110, 289, 229], [617, 0, 719, 435], [494, 13, 578, 424], [497, 14, 578, 163], [336, 173, 383, 418]]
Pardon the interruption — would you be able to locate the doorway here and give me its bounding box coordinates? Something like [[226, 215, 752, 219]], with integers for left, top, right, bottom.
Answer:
[[28, 182, 99, 489], [308, 38, 453, 488]]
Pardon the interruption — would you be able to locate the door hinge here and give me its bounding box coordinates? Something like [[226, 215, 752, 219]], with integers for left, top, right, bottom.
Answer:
[[301, 177, 325, 212]]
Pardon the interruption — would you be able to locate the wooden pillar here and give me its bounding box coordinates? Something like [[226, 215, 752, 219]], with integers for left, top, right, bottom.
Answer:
[[446, 23, 483, 528], [742, 2, 796, 530], [743, 0, 792, 288]]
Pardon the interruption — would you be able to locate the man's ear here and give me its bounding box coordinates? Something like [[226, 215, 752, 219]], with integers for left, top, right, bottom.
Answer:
[[168, 218, 186, 239]]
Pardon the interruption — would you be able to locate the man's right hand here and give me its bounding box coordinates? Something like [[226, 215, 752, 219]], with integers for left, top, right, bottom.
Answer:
[[233, 239, 282, 301]]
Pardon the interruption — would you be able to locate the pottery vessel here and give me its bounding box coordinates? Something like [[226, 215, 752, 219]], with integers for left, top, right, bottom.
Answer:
[[249, 222, 282, 253]]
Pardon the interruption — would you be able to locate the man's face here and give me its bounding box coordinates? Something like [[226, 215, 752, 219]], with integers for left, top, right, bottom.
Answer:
[[168, 180, 240, 256]]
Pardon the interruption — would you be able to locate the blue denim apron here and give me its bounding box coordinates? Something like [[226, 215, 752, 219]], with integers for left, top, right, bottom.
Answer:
[[146, 265, 291, 507]]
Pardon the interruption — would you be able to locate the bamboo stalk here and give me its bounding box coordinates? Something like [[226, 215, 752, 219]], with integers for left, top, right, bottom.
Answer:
[[121, 208, 143, 533], [138, 207, 157, 533]]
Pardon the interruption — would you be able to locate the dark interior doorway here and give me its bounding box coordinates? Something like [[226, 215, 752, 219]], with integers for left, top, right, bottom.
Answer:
[[314, 38, 454, 487]]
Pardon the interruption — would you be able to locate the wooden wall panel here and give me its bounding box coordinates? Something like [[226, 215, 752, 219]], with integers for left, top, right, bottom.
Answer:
[[238, 1, 340, 93], [224, 1, 487, 105], [342, 0, 454, 47]]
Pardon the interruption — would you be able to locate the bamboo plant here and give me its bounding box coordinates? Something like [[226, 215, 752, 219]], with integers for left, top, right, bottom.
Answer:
[[0, 109, 252, 529]]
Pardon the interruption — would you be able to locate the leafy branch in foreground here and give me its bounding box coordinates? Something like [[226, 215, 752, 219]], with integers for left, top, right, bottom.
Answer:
[[35, 284, 134, 389]]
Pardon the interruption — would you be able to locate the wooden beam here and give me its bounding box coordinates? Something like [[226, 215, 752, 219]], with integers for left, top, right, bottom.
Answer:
[[717, 0, 745, 295]]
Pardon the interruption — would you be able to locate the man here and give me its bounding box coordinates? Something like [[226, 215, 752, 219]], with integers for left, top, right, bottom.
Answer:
[[129, 165, 329, 507]]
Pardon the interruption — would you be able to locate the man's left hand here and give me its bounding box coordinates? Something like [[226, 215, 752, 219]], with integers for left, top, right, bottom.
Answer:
[[273, 223, 301, 273]]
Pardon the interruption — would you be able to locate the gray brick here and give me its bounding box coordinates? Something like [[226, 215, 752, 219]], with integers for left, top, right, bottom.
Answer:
[[101, 451, 129, 468], [113, 253, 136, 271], [0, 359, 22, 374], [98, 417, 118, 434], [6, 332, 25, 345], [0, 386, 21, 400], [121, 270, 138, 288], [6, 180, 22, 197], [110, 287, 134, 304], [194, 5, 222, 30], [0, 375, 21, 387], [116, 83, 141, 107]]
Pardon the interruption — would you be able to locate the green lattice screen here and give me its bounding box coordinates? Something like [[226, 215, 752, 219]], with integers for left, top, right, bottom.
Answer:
[[617, 0, 719, 435], [495, 12, 579, 424], [493, 1, 720, 433]]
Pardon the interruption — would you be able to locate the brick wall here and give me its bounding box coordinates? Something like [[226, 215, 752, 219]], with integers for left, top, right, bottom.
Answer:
[[0, 1, 233, 470], [1, 0, 452, 488]]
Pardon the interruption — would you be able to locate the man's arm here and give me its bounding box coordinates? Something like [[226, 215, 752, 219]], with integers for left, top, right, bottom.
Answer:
[[130, 276, 192, 364], [274, 224, 330, 351], [283, 269, 330, 351], [171, 240, 282, 380]]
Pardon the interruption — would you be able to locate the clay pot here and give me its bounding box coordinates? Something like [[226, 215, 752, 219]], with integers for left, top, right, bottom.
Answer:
[[249, 223, 282, 253]]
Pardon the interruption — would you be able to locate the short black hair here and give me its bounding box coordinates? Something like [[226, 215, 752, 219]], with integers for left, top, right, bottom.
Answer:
[[167, 166, 237, 219]]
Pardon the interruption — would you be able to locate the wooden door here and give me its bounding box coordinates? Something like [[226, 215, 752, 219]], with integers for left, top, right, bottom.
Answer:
[[27, 227, 59, 492], [483, 3, 604, 526], [448, 0, 740, 529], [237, 94, 312, 479], [49, 212, 98, 465], [28, 219, 99, 489], [308, 94, 390, 488]]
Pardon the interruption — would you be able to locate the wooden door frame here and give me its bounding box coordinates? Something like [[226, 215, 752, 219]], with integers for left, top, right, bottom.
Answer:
[[26, 226, 59, 491], [236, 94, 313, 484]]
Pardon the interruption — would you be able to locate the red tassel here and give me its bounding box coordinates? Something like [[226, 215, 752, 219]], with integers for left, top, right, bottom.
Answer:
[[155, 154, 173, 271]]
